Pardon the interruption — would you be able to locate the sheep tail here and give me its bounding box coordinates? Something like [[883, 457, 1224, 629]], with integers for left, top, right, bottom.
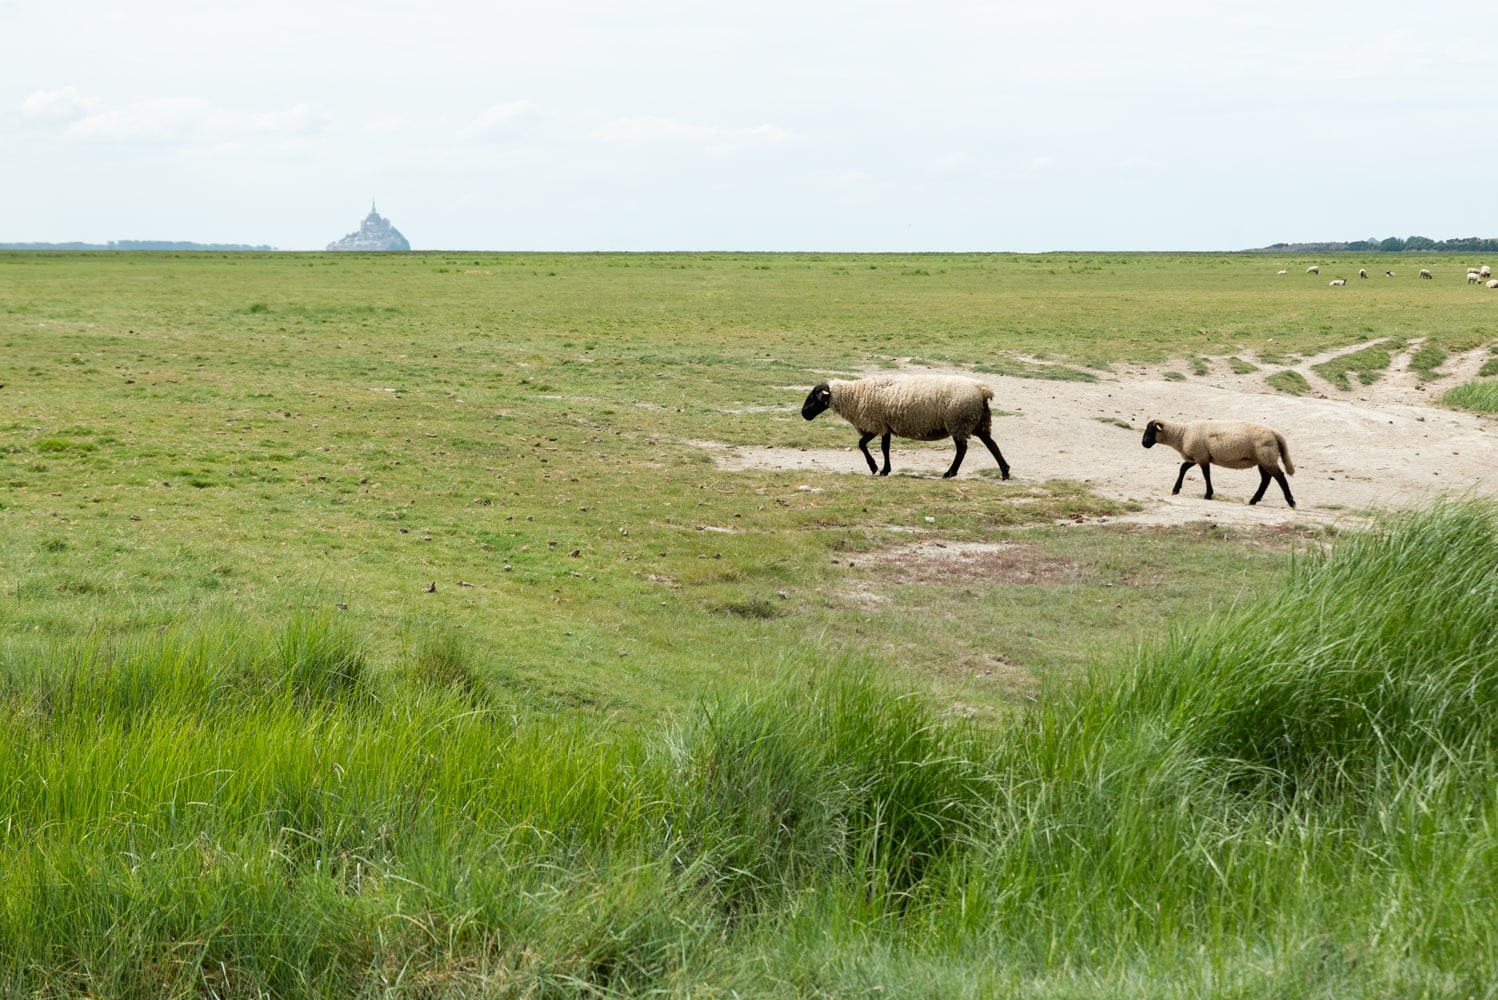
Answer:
[[1276, 432, 1295, 475]]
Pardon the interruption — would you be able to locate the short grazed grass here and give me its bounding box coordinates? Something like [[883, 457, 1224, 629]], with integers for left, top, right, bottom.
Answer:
[[1311, 340, 1400, 390], [1408, 341, 1447, 379], [1265, 369, 1312, 395]]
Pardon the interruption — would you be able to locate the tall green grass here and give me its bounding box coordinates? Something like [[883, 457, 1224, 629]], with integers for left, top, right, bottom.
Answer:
[[3, 502, 1497, 995], [1441, 378, 1498, 413]]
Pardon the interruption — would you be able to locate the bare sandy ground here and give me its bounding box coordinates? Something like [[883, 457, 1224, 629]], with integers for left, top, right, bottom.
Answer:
[[695, 340, 1498, 529]]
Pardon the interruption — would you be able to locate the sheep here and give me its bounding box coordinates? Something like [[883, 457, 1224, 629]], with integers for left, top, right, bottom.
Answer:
[[1488, 279, 1498, 289], [801, 374, 1010, 479], [1359, 269, 1368, 279], [1277, 269, 1288, 275], [1385, 270, 1395, 277], [1420, 269, 1433, 279], [1306, 265, 1320, 274], [1470, 272, 1483, 284], [1141, 418, 1295, 507], [1329, 278, 1347, 286], [1483, 265, 1492, 278]]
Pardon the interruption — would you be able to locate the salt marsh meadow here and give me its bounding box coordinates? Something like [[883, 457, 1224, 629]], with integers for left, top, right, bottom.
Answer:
[[3, 250, 1497, 996]]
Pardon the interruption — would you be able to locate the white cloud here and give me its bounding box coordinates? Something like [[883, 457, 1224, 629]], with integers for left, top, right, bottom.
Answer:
[[592, 115, 790, 155], [247, 102, 331, 135], [49, 97, 330, 145], [460, 101, 543, 140], [360, 116, 412, 137], [931, 152, 975, 175], [20, 86, 103, 120], [68, 98, 218, 139]]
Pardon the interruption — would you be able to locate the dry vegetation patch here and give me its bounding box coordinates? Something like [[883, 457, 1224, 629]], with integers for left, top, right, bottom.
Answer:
[[839, 540, 1076, 587]]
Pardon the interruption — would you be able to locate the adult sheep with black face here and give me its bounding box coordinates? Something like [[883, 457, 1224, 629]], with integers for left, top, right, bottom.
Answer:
[[1142, 418, 1295, 507], [801, 374, 1011, 479]]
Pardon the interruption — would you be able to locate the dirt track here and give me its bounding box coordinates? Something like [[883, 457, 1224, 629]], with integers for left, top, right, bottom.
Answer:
[[698, 342, 1498, 529]]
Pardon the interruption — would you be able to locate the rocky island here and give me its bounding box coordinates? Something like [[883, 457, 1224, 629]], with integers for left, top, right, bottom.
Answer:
[[326, 203, 410, 251]]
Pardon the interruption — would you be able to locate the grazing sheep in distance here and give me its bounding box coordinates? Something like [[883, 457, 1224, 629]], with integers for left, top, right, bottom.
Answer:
[[1483, 265, 1493, 278], [1488, 279, 1498, 289], [1385, 270, 1395, 277], [1471, 272, 1483, 285], [1359, 269, 1368, 279], [801, 374, 1010, 479], [1329, 278, 1347, 287], [1277, 269, 1288, 275], [1306, 265, 1320, 274], [1420, 269, 1433, 279], [1142, 418, 1296, 508]]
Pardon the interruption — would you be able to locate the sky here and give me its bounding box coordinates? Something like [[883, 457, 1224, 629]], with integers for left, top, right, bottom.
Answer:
[[4, 0, 1496, 252]]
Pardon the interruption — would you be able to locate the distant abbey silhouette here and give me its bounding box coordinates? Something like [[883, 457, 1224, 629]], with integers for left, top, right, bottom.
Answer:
[[326, 201, 410, 251]]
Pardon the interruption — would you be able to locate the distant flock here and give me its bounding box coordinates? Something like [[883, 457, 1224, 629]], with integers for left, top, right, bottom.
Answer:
[[1287, 262, 1496, 288]]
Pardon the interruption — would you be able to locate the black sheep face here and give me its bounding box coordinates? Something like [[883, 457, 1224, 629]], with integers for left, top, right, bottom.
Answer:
[[1141, 420, 1162, 449], [802, 383, 833, 420]]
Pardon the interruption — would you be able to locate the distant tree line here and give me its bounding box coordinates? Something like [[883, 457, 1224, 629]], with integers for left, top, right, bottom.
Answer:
[[1257, 236, 1498, 254], [0, 241, 276, 251]]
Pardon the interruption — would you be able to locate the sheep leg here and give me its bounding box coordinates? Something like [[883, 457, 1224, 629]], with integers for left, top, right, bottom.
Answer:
[[878, 433, 893, 476], [942, 438, 968, 478], [1272, 469, 1295, 508], [1250, 467, 1296, 508], [975, 430, 1011, 480], [1250, 468, 1271, 505], [1198, 462, 1214, 500], [1170, 461, 1193, 495], [856, 432, 881, 475]]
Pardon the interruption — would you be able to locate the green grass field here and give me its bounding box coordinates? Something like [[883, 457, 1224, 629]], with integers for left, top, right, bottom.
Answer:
[[3, 251, 1498, 996]]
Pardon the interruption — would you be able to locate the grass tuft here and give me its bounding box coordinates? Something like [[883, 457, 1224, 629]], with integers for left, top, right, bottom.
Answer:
[[1312, 341, 1398, 390], [1266, 369, 1311, 395], [1103, 499, 1498, 795], [276, 613, 368, 703], [1440, 379, 1498, 413]]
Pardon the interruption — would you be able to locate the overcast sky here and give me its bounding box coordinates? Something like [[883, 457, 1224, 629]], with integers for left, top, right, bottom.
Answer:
[[4, 1, 1496, 252]]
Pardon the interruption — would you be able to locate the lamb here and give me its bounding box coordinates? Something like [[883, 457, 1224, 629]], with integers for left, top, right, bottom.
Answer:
[[1306, 265, 1320, 274], [1420, 269, 1433, 279], [801, 374, 1010, 479], [1329, 278, 1347, 286], [1141, 418, 1295, 508]]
